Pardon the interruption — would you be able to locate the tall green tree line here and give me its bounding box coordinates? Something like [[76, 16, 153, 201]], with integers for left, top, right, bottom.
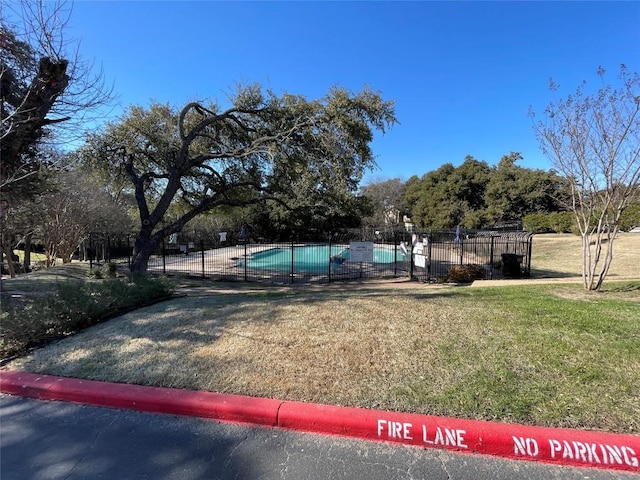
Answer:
[[393, 152, 569, 229]]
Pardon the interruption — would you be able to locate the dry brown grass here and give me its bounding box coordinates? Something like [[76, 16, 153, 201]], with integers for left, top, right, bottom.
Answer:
[[7, 289, 464, 407], [531, 232, 640, 279]]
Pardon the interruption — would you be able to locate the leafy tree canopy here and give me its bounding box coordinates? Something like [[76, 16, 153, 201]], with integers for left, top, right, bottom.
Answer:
[[402, 156, 491, 228], [77, 83, 396, 272], [484, 152, 570, 224]]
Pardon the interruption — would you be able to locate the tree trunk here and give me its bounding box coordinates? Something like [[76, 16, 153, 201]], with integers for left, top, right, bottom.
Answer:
[[593, 228, 617, 291], [130, 229, 161, 273], [2, 240, 17, 278], [581, 229, 618, 292], [24, 234, 32, 271], [2, 58, 70, 166], [581, 233, 591, 290]]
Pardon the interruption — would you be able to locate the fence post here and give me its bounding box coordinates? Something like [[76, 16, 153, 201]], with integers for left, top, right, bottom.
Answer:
[[526, 235, 533, 277], [328, 234, 332, 283], [410, 238, 414, 281], [200, 240, 205, 278], [489, 236, 495, 280], [393, 231, 397, 277], [243, 241, 247, 282], [427, 234, 432, 284], [162, 236, 166, 275], [459, 237, 464, 265], [290, 240, 295, 284], [89, 233, 94, 270]]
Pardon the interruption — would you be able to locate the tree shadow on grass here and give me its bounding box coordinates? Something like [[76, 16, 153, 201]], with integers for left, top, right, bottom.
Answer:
[[7, 287, 462, 388]]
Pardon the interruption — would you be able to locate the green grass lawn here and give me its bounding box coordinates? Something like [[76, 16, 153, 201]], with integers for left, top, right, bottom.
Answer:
[[5, 280, 639, 434]]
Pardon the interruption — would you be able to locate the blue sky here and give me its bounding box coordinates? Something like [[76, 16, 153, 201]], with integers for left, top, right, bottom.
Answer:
[[66, 1, 640, 184]]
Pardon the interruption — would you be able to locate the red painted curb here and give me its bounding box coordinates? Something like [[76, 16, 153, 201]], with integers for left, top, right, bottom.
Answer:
[[0, 371, 280, 427], [2, 371, 639, 473], [278, 401, 640, 473]]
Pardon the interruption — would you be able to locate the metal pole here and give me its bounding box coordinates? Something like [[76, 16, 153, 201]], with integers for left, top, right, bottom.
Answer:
[[89, 233, 93, 270], [291, 241, 294, 284], [328, 234, 332, 283], [243, 241, 247, 282], [427, 234, 432, 284], [162, 236, 166, 275], [526, 235, 533, 277], [393, 231, 398, 277], [410, 238, 414, 281], [201, 240, 205, 278], [489, 236, 495, 280]]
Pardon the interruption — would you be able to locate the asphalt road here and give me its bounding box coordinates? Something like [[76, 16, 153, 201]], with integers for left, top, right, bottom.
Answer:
[[1, 395, 636, 480]]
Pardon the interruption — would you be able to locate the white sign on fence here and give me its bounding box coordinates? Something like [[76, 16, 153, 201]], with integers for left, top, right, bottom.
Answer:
[[349, 241, 374, 263]]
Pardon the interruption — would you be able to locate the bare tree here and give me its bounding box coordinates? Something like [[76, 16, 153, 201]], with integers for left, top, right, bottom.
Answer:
[[35, 167, 133, 266], [531, 65, 640, 291], [1, 0, 112, 170], [360, 177, 406, 227], [1, 0, 113, 276]]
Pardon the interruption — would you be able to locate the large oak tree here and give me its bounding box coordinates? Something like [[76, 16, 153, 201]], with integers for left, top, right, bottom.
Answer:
[[402, 156, 491, 229], [79, 85, 396, 272], [484, 152, 569, 225]]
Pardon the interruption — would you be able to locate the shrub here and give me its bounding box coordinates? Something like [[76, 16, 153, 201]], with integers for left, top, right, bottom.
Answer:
[[523, 213, 551, 233], [524, 211, 578, 234], [104, 262, 118, 278], [447, 264, 486, 283], [548, 211, 575, 233], [0, 275, 174, 359], [0, 297, 61, 359], [620, 203, 640, 232], [88, 268, 103, 279]]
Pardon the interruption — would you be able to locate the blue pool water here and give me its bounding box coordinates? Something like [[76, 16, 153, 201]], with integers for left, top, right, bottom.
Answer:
[[238, 245, 406, 273]]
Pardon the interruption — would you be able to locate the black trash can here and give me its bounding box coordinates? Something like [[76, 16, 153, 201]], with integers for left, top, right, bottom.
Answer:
[[501, 253, 523, 278]]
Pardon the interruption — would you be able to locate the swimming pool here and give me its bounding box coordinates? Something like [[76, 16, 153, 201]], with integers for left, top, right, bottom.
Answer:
[[237, 244, 406, 273]]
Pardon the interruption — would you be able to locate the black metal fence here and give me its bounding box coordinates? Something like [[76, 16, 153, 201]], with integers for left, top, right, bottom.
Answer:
[[85, 228, 533, 285]]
